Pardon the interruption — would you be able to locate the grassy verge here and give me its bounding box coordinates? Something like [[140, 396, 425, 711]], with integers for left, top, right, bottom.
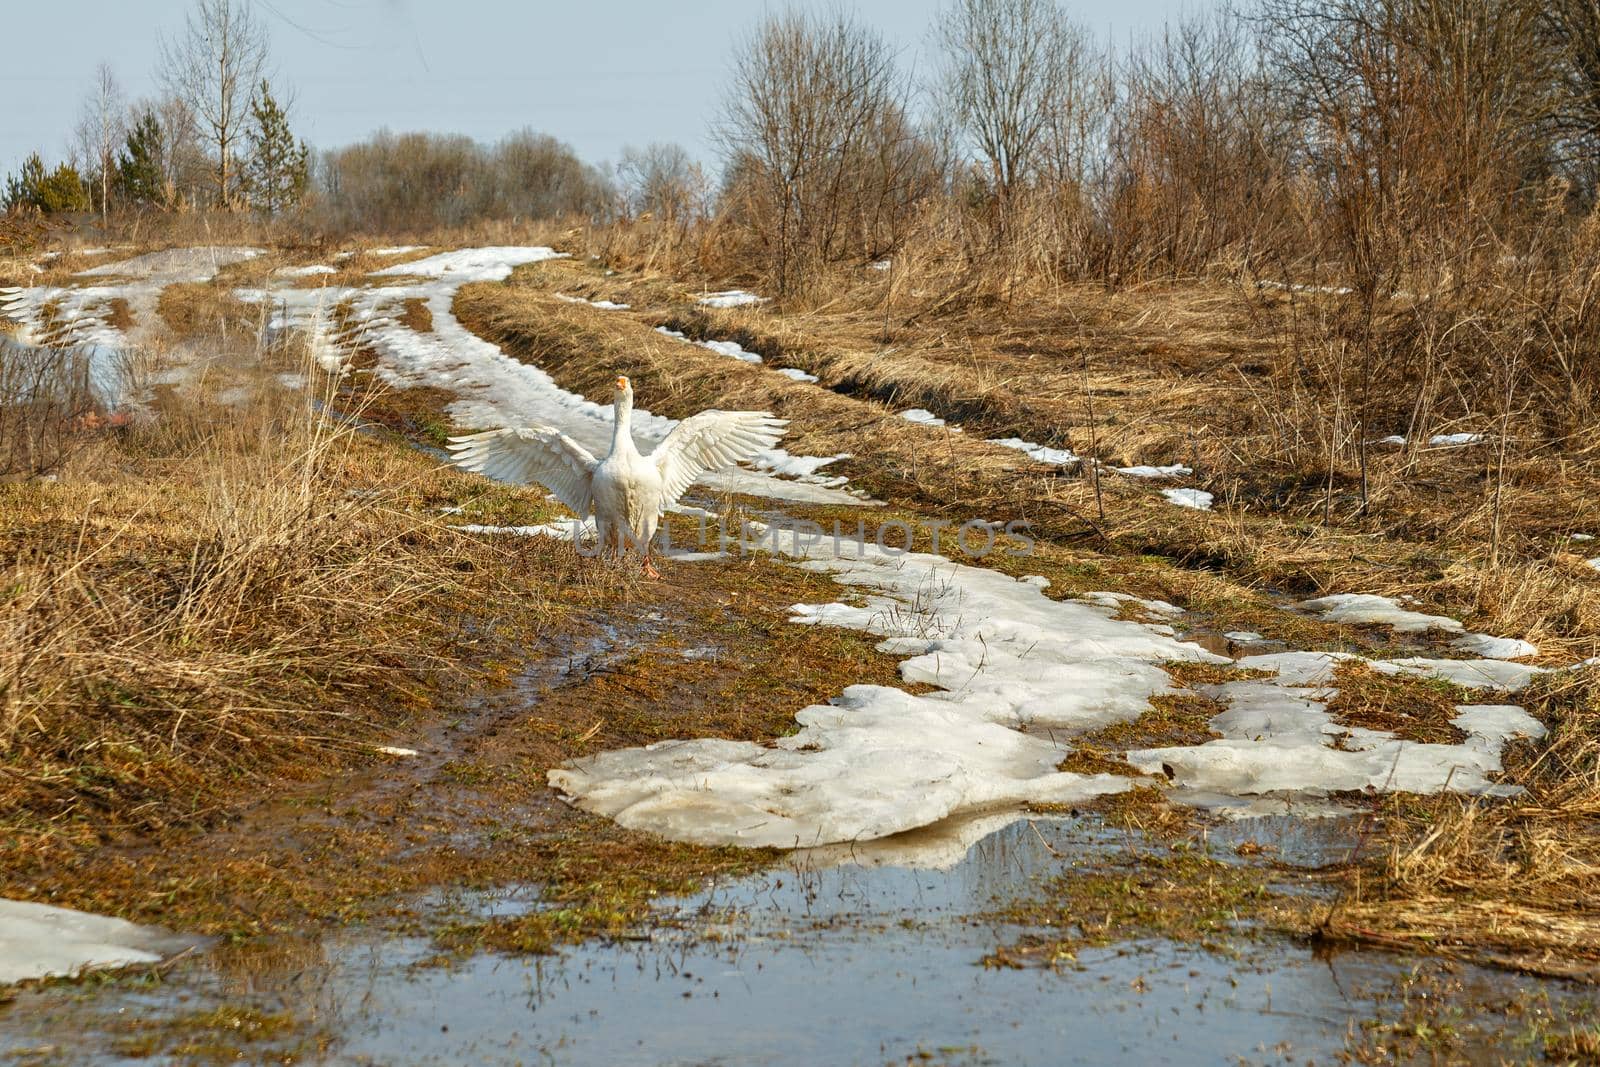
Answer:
[[1315, 666, 1600, 982]]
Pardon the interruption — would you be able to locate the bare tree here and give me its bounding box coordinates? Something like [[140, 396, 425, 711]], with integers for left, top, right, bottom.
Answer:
[[717, 9, 909, 295], [73, 62, 125, 224], [932, 0, 1095, 239], [617, 142, 705, 222], [158, 0, 269, 208], [1101, 12, 1294, 278], [1545, 0, 1600, 199], [152, 94, 206, 206]]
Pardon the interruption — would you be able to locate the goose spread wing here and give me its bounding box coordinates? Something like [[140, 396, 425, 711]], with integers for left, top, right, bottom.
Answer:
[[447, 426, 600, 517], [652, 410, 788, 511]]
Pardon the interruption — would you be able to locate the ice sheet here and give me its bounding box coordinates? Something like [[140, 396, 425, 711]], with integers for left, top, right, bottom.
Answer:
[[550, 543, 1230, 849], [0, 899, 188, 985]]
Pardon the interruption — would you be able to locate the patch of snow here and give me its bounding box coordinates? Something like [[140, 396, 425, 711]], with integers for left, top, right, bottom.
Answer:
[[456, 523, 573, 538], [654, 326, 762, 363], [0, 335, 132, 411], [274, 264, 337, 277], [1450, 634, 1538, 661], [370, 246, 425, 256], [1376, 657, 1545, 691], [1116, 464, 1191, 479], [1224, 631, 1264, 642], [1298, 593, 1464, 634], [0, 899, 188, 985], [777, 367, 819, 383], [1569, 533, 1594, 542], [373, 746, 418, 757], [1299, 593, 1539, 666], [550, 541, 1231, 849], [868, 259, 892, 271], [372, 246, 566, 282], [554, 293, 630, 311], [1127, 681, 1542, 797], [751, 452, 850, 481], [663, 549, 733, 562], [1076, 591, 1184, 617], [1239, 651, 1359, 686], [697, 289, 766, 308], [77, 246, 262, 283], [1428, 433, 1484, 447], [698, 338, 761, 363], [553, 530, 1549, 848], [987, 437, 1077, 467], [1162, 488, 1214, 511], [1374, 434, 1407, 446], [1258, 279, 1354, 296], [900, 408, 959, 430], [1588, 558, 1600, 572]]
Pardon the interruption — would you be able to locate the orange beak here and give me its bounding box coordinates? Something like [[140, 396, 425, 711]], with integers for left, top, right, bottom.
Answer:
[[615, 375, 629, 390]]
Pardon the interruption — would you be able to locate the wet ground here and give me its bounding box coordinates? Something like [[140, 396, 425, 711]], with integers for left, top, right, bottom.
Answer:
[[2, 813, 1580, 1065]]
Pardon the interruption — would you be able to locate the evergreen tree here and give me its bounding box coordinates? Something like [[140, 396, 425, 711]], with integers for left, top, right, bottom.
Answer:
[[3, 153, 91, 214], [115, 111, 168, 207], [241, 80, 308, 216]]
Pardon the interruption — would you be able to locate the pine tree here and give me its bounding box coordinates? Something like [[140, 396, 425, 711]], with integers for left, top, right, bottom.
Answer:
[[115, 111, 168, 207], [3, 153, 91, 214], [241, 80, 308, 216]]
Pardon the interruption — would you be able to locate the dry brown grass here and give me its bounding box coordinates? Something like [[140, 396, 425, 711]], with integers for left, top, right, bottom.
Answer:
[[1316, 667, 1600, 980], [474, 250, 1600, 662], [0, 354, 570, 880]]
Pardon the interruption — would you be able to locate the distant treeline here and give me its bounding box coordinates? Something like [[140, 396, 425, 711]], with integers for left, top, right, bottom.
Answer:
[[318, 130, 611, 232], [0, 0, 615, 233]]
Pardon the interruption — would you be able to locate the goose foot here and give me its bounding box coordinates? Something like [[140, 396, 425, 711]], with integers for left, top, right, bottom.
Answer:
[[641, 554, 661, 579]]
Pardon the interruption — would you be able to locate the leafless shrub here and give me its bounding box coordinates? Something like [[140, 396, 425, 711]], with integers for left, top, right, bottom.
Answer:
[[617, 142, 708, 223], [1099, 11, 1297, 281], [932, 0, 1106, 272], [717, 9, 934, 297], [0, 337, 100, 479], [318, 129, 611, 234]]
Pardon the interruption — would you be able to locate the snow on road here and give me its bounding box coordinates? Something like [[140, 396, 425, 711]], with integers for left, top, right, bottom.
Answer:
[[350, 249, 864, 506], [549, 527, 1556, 850], [1, 246, 266, 408]]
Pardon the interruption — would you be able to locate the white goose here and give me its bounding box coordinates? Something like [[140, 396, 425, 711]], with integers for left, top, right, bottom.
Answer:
[[447, 375, 786, 576]]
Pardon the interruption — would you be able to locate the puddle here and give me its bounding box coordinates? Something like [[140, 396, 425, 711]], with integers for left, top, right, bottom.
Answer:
[[0, 814, 1568, 1064]]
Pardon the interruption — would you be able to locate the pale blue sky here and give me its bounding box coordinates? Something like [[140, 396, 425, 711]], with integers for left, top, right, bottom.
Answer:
[[2, 0, 1196, 179]]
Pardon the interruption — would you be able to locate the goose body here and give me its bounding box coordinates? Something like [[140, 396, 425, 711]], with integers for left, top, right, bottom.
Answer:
[[447, 376, 786, 572]]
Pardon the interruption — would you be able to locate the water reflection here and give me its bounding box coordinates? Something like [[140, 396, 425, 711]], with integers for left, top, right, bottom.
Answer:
[[0, 813, 1564, 1066]]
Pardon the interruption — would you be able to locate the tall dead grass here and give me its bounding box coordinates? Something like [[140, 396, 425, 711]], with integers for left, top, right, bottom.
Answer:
[[0, 346, 545, 873], [1320, 666, 1600, 979], [0, 336, 103, 478]]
